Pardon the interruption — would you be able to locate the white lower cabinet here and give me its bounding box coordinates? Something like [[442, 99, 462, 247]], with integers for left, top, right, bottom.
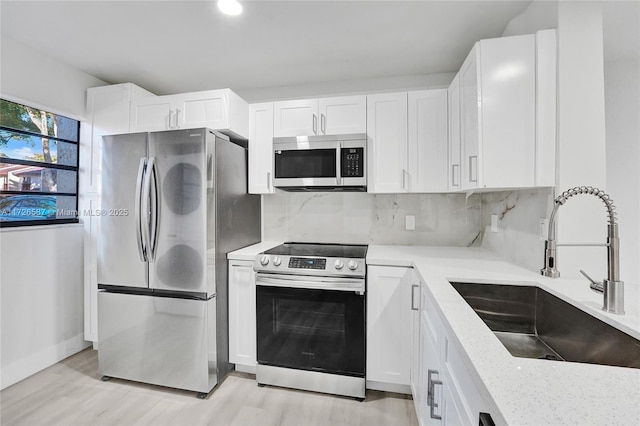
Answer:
[[228, 260, 257, 372], [367, 266, 418, 392], [419, 281, 491, 426]]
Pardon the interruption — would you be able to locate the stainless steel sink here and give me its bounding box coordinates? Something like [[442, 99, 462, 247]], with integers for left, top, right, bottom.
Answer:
[[450, 282, 640, 369]]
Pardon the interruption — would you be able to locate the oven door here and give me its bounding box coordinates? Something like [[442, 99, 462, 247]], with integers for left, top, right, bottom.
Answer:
[[256, 274, 365, 377], [273, 140, 340, 188]]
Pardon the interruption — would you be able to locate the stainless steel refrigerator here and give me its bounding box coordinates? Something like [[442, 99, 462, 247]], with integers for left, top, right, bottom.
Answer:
[[97, 128, 260, 396]]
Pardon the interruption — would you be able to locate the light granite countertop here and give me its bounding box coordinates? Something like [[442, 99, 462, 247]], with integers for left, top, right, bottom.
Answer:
[[227, 242, 640, 424], [368, 245, 640, 426]]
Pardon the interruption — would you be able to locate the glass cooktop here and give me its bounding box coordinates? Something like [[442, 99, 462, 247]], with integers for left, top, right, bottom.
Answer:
[[264, 242, 368, 259]]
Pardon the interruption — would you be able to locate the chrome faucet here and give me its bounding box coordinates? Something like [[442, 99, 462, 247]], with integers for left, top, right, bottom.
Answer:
[[541, 186, 624, 314]]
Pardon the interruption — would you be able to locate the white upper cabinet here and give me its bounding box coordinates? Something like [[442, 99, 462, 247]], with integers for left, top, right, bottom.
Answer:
[[460, 34, 538, 190], [535, 29, 557, 187], [447, 74, 462, 192], [368, 90, 448, 194], [130, 89, 249, 139], [318, 95, 366, 135], [129, 96, 173, 133], [407, 89, 448, 193], [248, 102, 275, 194], [273, 98, 318, 137], [273, 95, 366, 137], [82, 83, 155, 194], [366, 92, 409, 193]]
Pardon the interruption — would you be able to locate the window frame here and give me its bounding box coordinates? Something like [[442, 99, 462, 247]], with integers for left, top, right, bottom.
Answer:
[[0, 99, 80, 228]]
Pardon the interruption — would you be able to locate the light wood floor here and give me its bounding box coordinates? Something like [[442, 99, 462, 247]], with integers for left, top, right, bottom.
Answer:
[[1, 349, 418, 426]]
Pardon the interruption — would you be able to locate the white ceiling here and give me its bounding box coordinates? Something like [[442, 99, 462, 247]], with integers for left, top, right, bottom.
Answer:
[[1, 1, 637, 101]]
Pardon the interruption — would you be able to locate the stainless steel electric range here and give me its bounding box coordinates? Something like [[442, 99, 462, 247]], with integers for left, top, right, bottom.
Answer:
[[253, 242, 368, 399]]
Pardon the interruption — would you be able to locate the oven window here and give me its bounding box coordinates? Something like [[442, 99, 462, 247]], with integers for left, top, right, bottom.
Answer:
[[257, 286, 365, 377], [275, 299, 345, 339], [274, 149, 336, 178]]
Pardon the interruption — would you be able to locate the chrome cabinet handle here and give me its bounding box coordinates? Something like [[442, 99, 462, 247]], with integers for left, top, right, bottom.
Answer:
[[267, 171, 272, 191], [427, 369, 443, 420], [312, 114, 318, 134], [402, 169, 409, 191], [174, 109, 181, 129], [451, 164, 460, 187], [469, 155, 478, 183], [411, 284, 419, 310], [321, 113, 326, 134], [167, 110, 174, 129]]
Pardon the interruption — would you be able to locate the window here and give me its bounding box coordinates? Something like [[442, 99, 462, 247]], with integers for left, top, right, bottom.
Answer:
[[0, 99, 79, 227]]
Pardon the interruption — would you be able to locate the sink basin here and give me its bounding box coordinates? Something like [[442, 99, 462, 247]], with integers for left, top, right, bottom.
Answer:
[[450, 282, 640, 369]]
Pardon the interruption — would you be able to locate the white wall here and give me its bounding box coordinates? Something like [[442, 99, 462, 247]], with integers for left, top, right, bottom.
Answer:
[[0, 225, 86, 389], [1, 35, 106, 118], [604, 59, 640, 285], [0, 34, 106, 389]]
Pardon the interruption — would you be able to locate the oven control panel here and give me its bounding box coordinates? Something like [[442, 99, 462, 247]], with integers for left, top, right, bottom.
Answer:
[[254, 255, 365, 277], [289, 257, 326, 270]]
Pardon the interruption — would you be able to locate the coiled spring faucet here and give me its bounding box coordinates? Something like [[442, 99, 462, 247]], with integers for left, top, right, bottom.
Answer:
[[541, 186, 624, 314]]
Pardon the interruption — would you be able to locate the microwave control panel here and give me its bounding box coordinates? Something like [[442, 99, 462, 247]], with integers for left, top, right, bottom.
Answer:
[[341, 148, 364, 178]]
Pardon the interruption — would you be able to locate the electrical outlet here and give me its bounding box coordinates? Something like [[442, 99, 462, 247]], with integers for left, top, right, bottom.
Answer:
[[491, 214, 498, 233], [405, 215, 415, 231], [540, 219, 549, 240]]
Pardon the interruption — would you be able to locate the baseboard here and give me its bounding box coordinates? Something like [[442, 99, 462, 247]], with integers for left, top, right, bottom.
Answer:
[[1, 333, 90, 390], [234, 363, 256, 374], [366, 380, 412, 395]]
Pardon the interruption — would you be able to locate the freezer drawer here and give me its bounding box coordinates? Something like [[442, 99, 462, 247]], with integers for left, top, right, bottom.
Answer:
[[98, 291, 217, 393]]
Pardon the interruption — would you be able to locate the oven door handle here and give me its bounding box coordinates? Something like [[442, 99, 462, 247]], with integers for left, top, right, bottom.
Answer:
[[256, 273, 365, 293]]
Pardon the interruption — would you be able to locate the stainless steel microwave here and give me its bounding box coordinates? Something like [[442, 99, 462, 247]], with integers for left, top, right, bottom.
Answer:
[[272, 134, 367, 191]]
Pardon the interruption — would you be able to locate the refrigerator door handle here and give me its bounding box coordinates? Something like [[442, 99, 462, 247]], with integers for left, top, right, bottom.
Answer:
[[148, 158, 160, 262], [134, 157, 148, 262], [141, 157, 155, 263]]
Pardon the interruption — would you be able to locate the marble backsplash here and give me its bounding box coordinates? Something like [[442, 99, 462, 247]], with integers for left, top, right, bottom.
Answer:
[[262, 188, 554, 273], [479, 188, 554, 273], [263, 191, 482, 246]]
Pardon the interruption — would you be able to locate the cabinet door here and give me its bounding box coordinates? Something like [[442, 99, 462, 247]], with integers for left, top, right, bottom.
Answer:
[[129, 96, 173, 132], [408, 90, 448, 193], [367, 266, 413, 386], [228, 261, 257, 368], [366, 92, 408, 193], [175, 90, 227, 130], [479, 34, 535, 188], [421, 313, 444, 426], [83, 84, 133, 194], [447, 74, 462, 192], [273, 99, 319, 137], [459, 44, 480, 191], [248, 102, 274, 194], [410, 273, 422, 404], [318, 95, 366, 135]]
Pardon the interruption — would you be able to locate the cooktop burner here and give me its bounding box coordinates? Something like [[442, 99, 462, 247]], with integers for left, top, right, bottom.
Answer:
[[264, 242, 368, 259]]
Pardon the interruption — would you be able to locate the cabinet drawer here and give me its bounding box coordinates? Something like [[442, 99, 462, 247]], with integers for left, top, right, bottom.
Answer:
[[442, 335, 487, 425]]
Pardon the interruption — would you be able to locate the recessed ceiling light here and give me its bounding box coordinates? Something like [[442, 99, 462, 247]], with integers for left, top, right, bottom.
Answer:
[[218, 0, 243, 16]]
